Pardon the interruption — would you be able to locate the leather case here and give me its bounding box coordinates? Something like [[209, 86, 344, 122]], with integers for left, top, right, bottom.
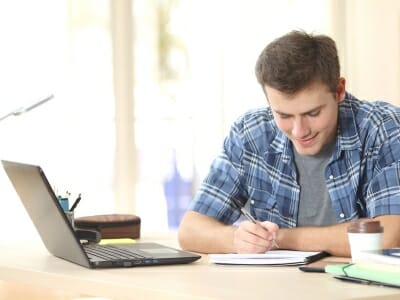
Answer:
[[74, 214, 141, 239]]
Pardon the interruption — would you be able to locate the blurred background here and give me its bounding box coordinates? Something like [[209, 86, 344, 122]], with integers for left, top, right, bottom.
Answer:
[[0, 0, 399, 240]]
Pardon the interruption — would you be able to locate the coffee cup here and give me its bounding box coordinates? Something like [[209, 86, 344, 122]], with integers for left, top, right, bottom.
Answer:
[[347, 219, 383, 262]]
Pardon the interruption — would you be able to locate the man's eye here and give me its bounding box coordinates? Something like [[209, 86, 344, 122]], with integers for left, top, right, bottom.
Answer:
[[308, 111, 320, 117], [279, 114, 290, 119]]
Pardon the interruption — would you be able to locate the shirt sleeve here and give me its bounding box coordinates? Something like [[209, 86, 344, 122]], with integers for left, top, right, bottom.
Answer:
[[188, 123, 247, 224], [366, 133, 400, 217]]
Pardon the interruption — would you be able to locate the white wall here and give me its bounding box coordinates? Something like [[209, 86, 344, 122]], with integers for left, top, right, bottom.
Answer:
[[342, 0, 400, 103]]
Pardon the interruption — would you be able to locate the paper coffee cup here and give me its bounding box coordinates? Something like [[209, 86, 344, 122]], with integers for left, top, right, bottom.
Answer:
[[347, 220, 383, 262]]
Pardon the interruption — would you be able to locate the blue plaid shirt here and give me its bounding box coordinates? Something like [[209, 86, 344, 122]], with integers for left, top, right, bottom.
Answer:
[[189, 93, 400, 228]]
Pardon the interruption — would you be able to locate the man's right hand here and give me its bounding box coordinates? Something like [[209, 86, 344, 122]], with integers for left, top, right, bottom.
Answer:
[[233, 220, 279, 253]]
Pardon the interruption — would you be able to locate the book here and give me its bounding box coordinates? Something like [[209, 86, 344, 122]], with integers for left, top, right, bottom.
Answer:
[[355, 248, 400, 265], [208, 250, 328, 265], [325, 263, 400, 288], [325, 248, 400, 288]]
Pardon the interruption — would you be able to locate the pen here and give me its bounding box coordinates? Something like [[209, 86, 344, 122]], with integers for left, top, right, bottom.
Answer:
[[232, 198, 279, 248], [69, 193, 82, 212]]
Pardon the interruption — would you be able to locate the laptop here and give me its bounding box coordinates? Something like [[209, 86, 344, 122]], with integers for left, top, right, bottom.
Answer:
[[2, 160, 201, 268]]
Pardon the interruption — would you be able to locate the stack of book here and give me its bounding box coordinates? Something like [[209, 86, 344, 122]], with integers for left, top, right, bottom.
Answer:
[[325, 248, 400, 288]]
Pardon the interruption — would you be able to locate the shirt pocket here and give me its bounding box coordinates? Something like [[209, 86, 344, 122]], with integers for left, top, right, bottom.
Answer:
[[247, 186, 277, 221]]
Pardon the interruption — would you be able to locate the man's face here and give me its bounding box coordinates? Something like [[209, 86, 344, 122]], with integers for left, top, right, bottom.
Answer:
[[265, 79, 345, 156]]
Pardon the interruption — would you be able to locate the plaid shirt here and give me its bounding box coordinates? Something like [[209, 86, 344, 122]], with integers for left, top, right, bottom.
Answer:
[[189, 93, 400, 228]]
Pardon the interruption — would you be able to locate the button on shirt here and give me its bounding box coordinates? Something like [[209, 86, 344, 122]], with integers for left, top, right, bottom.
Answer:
[[188, 93, 400, 228]]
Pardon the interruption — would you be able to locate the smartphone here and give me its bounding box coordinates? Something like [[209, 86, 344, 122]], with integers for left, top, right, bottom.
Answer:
[[299, 261, 347, 273]]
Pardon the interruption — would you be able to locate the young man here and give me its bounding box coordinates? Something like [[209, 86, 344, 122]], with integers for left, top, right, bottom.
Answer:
[[178, 30, 400, 257]]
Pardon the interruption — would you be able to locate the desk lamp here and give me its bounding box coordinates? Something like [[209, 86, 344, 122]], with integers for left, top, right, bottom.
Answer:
[[0, 94, 54, 123]]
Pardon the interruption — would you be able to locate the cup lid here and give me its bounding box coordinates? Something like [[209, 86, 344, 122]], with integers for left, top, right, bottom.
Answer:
[[347, 220, 383, 233]]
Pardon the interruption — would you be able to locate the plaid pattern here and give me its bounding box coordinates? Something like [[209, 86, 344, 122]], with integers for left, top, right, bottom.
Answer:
[[189, 93, 400, 228]]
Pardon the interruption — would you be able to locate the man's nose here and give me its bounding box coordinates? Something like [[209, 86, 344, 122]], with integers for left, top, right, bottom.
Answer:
[[292, 117, 310, 138]]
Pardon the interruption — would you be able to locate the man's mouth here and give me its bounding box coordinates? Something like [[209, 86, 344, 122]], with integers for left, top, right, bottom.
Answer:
[[296, 134, 317, 146]]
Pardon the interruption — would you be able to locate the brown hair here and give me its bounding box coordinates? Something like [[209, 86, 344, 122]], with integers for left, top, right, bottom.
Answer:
[[255, 30, 340, 94]]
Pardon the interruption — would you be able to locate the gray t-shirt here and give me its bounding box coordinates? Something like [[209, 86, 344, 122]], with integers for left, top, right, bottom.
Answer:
[[294, 143, 337, 226]]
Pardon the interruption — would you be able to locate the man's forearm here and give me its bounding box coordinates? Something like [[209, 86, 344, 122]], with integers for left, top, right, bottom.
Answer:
[[277, 223, 351, 257], [178, 211, 237, 253]]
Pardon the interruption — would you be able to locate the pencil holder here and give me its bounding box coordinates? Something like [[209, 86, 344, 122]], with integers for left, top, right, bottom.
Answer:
[[58, 197, 69, 211]]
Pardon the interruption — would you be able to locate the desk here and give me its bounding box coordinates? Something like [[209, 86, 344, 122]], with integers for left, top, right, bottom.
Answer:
[[0, 234, 400, 300], [0, 279, 109, 300]]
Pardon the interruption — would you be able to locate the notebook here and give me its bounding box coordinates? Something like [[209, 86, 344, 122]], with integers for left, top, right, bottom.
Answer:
[[209, 250, 328, 265], [326, 263, 400, 288], [2, 160, 201, 268]]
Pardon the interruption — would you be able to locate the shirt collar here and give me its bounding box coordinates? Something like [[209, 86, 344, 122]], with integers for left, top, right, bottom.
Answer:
[[266, 130, 292, 163]]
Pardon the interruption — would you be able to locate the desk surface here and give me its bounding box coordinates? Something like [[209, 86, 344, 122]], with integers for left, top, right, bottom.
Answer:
[[1, 234, 400, 300], [0, 279, 108, 300]]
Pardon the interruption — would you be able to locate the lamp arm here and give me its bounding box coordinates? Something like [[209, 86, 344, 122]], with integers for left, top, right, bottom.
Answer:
[[0, 94, 54, 122]]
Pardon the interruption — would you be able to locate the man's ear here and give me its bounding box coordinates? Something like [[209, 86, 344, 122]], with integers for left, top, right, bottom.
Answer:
[[336, 77, 346, 103]]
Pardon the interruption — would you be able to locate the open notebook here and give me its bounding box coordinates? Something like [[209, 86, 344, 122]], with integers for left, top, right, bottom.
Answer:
[[2, 160, 201, 268], [209, 250, 328, 265]]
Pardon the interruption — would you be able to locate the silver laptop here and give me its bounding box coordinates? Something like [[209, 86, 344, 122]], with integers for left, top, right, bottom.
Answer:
[[2, 160, 200, 268]]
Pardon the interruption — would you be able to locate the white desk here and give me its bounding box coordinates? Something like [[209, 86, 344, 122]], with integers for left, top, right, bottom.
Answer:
[[0, 279, 104, 300], [0, 234, 400, 300]]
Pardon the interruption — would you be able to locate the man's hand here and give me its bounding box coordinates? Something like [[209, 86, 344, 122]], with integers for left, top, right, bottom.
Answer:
[[233, 220, 279, 253]]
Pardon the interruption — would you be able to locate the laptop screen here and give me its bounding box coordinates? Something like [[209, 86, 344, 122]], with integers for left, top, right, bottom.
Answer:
[[2, 160, 90, 267]]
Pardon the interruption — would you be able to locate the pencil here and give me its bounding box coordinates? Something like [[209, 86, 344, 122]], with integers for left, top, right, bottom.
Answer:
[[69, 193, 82, 212], [232, 198, 279, 248]]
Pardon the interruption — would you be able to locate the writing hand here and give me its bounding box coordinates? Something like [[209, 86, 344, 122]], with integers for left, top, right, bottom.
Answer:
[[233, 220, 279, 253]]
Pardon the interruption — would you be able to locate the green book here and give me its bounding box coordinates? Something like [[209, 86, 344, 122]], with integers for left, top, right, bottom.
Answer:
[[326, 263, 400, 287]]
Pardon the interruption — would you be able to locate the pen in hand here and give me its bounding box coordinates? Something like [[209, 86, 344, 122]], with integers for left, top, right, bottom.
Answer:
[[232, 198, 279, 249], [69, 193, 82, 212]]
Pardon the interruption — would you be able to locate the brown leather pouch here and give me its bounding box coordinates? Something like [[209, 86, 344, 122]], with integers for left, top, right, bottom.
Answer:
[[74, 214, 141, 239]]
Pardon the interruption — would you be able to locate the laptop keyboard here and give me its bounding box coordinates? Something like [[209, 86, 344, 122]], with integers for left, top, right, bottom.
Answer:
[[83, 244, 146, 261]]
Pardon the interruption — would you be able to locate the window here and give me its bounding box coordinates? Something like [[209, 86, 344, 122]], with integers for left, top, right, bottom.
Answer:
[[0, 0, 332, 241]]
